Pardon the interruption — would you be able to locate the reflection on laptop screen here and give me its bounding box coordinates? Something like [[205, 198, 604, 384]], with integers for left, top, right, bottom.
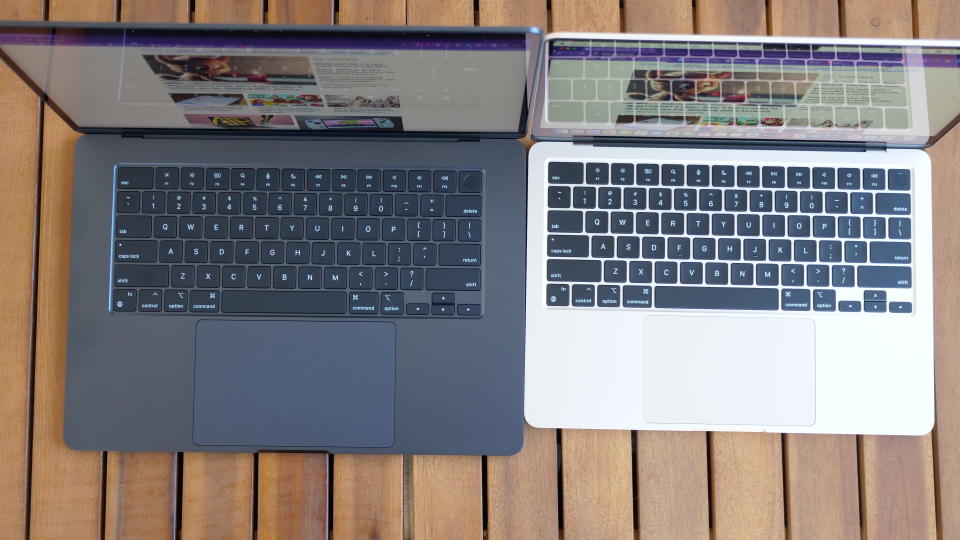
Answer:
[[536, 37, 960, 145], [0, 26, 537, 133]]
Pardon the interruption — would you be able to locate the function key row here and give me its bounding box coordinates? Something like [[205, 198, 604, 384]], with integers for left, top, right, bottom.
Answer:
[[548, 162, 910, 190], [117, 166, 482, 193]]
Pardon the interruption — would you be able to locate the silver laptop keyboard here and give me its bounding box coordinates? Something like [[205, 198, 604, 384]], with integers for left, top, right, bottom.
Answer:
[[543, 161, 914, 313]]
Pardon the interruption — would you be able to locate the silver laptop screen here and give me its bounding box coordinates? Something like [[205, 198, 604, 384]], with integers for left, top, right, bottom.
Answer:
[[534, 36, 960, 146], [0, 24, 540, 135]]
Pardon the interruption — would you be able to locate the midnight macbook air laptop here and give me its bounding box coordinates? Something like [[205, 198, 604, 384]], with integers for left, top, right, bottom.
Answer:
[[0, 22, 541, 454], [526, 33, 960, 434]]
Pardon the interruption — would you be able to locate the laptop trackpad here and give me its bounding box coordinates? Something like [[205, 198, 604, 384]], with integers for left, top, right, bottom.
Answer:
[[642, 316, 815, 426], [193, 320, 396, 447]]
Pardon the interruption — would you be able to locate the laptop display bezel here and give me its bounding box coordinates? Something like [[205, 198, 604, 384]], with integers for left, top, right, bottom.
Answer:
[[0, 21, 543, 139], [532, 32, 960, 149]]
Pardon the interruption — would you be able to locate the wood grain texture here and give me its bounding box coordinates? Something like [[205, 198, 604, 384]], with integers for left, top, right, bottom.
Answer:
[[702, 4, 786, 539], [104, 453, 178, 540], [407, 0, 473, 26], [28, 2, 116, 538], [844, 3, 938, 539], [487, 425, 559, 540], [635, 431, 708, 539], [332, 455, 403, 539], [919, 5, 960, 539], [711, 433, 785, 540], [101, 4, 188, 539], [841, 0, 914, 38], [267, 0, 334, 24], [623, 0, 694, 34], [695, 0, 767, 35], [194, 0, 263, 24], [412, 456, 483, 540], [625, 2, 709, 537], [179, 4, 259, 539], [767, 0, 840, 36], [337, 0, 406, 25], [327, 4, 404, 540], [551, 0, 620, 32], [258, 453, 329, 539], [561, 430, 633, 539], [784, 436, 860, 540], [119, 0, 190, 22], [915, 5, 960, 539], [768, 4, 861, 539], [181, 453, 254, 539], [478, 0, 547, 27], [0, 1, 42, 538], [479, 5, 555, 536], [861, 436, 937, 539]]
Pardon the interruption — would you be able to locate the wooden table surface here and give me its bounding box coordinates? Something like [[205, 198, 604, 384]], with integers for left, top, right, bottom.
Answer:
[[0, 0, 958, 538]]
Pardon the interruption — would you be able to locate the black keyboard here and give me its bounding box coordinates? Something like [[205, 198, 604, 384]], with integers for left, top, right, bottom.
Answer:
[[112, 165, 483, 316], [544, 161, 914, 313]]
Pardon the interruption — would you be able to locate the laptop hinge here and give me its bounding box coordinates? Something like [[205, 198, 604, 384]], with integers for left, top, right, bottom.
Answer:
[[575, 136, 886, 152]]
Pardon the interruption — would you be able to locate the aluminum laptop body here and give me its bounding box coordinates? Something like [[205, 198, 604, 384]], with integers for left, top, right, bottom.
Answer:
[[525, 33, 959, 434], [0, 22, 541, 454]]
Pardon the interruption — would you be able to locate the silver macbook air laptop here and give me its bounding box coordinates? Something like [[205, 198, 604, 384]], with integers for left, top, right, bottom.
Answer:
[[0, 22, 541, 454], [526, 33, 959, 434]]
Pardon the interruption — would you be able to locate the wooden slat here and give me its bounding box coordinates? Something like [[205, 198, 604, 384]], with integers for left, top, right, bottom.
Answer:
[[337, 0, 406, 25], [180, 3, 260, 538], [624, 3, 712, 538], [561, 430, 633, 538], [258, 453, 329, 539], [328, 4, 405, 539], [694, 0, 767, 35], [412, 455, 483, 539], [104, 453, 178, 539], [551, 3, 632, 538], [0, 1, 42, 538], [842, 4, 938, 539], [181, 454, 254, 538], [767, 3, 862, 539], [487, 425, 559, 540], [551, 0, 620, 32], [860, 436, 937, 539], [119, 0, 189, 22], [841, 0, 913, 38], [635, 431, 709, 539], [406, 2, 484, 538], [783, 435, 860, 539], [711, 433, 785, 540], [100, 4, 188, 539], [28, 1, 116, 538], [406, 0, 473, 26], [194, 0, 263, 24], [266, 0, 334, 24], [917, 3, 960, 539], [623, 0, 693, 34], [332, 455, 403, 539], [475, 2, 557, 539], [478, 0, 547, 27], [767, 0, 839, 37], [698, 3, 786, 539]]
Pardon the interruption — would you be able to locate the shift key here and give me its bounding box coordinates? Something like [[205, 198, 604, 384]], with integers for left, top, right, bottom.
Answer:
[[427, 268, 481, 290], [113, 264, 169, 287]]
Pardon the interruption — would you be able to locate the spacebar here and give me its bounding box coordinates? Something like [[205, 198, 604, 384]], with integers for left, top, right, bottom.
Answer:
[[655, 287, 779, 310], [222, 291, 347, 314]]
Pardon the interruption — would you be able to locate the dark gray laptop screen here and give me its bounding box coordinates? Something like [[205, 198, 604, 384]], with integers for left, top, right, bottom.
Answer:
[[534, 35, 960, 146], [0, 24, 540, 135]]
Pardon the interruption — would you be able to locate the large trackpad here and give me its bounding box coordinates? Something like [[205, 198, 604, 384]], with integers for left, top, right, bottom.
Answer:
[[642, 316, 815, 426], [193, 320, 396, 447]]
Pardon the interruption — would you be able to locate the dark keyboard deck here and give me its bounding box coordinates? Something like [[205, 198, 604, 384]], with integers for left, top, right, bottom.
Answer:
[[112, 165, 483, 317]]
